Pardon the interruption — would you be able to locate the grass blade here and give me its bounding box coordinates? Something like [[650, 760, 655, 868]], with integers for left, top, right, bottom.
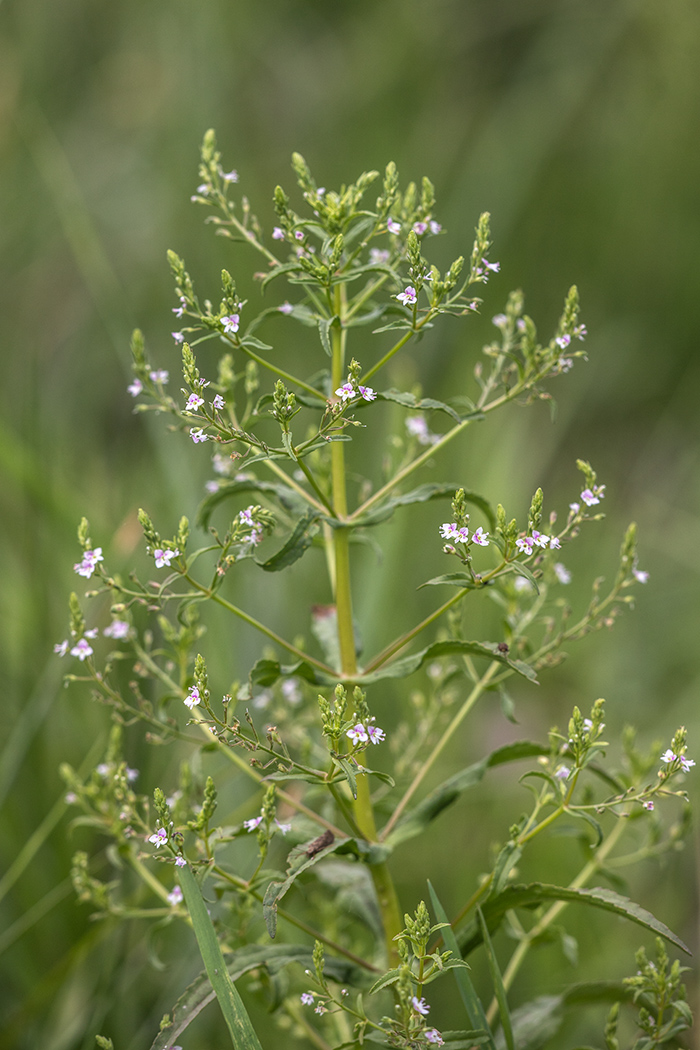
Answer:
[[476, 907, 514, 1050], [178, 862, 264, 1050], [428, 881, 495, 1050]]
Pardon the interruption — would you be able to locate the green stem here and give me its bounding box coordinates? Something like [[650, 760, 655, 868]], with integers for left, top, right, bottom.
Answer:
[[349, 384, 521, 524], [330, 284, 403, 965], [234, 338, 326, 400], [364, 589, 469, 674], [360, 327, 417, 384], [125, 850, 173, 906], [221, 203, 280, 268], [186, 578, 334, 674], [380, 661, 499, 841], [213, 865, 379, 973], [193, 722, 345, 838], [345, 272, 391, 322], [262, 457, 330, 515], [294, 455, 335, 514]]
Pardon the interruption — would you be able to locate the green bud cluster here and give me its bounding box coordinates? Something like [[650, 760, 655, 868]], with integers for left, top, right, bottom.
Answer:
[[527, 487, 544, 532], [137, 508, 160, 550], [181, 342, 201, 389], [193, 654, 210, 706], [272, 379, 298, 423]]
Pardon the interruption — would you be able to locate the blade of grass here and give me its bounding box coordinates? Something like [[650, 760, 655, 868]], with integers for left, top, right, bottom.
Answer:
[[178, 861, 264, 1050], [427, 881, 495, 1050], [477, 907, 514, 1050]]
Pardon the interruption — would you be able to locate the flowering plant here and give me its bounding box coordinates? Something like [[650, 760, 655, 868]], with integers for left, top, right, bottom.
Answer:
[[59, 132, 692, 1050]]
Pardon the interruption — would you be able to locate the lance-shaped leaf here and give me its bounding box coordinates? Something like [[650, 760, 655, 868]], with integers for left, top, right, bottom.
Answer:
[[259, 261, 304, 292], [371, 318, 415, 334], [354, 484, 495, 531], [151, 944, 369, 1050], [176, 862, 264, 1050], [419, 573, 485, 590], [248, 657, 321, 688], [317, 315, 337, 357], [428, 882, 496, 1050], [359, 639, 538, 685], [377, 388, 483, 424], [198, 477, 308, 529], [255, 510, 323, 572], [385, 742, 548, 847], [263, 835, 351, 937], [457, 883, 691, 958], [240, 334, 274, 353], [249, 641, 536, 690], [489, 981, 644, 1050]]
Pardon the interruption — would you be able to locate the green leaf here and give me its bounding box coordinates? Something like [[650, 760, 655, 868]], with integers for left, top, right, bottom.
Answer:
[[361, 766, 395, 788], [150, 944, 368, 1050], [490, 841, 522, 897], [317, 315, 337, 357], [248, 657, 320, 689], [477, 908, 514, 1050], [428, 882, 496, 1049], [259, 261, 303, 292], [368, 967, 402, 995], [280, 430, 295, 460], [377, 388, 484, 424], [344, 304, 390, 328], [505, 562, 540, 594], [333, 754, 358, 798], [263, 835, 349, 937], [372, 319, 414, 334], [240, 335, 274, 352], [197, 477, 307, 529], [566, 808, 604, 848], [255, 510, 322, 571], [355, 484, 495, 531], [385, 742, 547, 847], [359, 639, 538, 686], [492, 995, 562, 1050], [489, 983, 639, 1050], [419, 573, 483, 589], [457, 883, 691, 957], [281, 303, 318, 327], [177, 862, 264, 1050]]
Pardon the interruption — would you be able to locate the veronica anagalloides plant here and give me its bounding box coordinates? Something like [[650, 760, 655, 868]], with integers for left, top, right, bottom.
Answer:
[[59, 131, 693, 1050]]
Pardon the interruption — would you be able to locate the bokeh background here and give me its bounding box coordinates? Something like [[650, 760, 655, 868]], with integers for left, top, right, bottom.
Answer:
[[1, 0, 699, 1047]]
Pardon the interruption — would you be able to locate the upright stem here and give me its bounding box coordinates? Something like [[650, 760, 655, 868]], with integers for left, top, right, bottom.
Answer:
[[330, 285, 403, 964]]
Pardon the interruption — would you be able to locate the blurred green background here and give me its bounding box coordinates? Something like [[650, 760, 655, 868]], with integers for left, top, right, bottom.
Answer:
[[1, 0, 699, 1047]]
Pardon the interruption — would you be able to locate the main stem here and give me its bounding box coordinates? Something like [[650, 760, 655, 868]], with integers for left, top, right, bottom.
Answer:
[[330, 287, 402, 964]]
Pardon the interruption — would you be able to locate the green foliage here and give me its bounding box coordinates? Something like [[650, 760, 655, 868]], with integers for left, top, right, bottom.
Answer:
[[47, 136, 694, 1050]]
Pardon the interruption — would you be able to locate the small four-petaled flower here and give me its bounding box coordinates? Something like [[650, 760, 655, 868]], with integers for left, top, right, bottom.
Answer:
[[70, 639, 94, 661], [73, 547, 104, 579], [396, 285, 417, 306], [221, 314, 240, 334], [154, 548, 180, 568]]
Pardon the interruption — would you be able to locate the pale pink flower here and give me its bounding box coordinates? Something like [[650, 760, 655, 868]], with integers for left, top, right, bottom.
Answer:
[[396, 285, 417, 306]]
